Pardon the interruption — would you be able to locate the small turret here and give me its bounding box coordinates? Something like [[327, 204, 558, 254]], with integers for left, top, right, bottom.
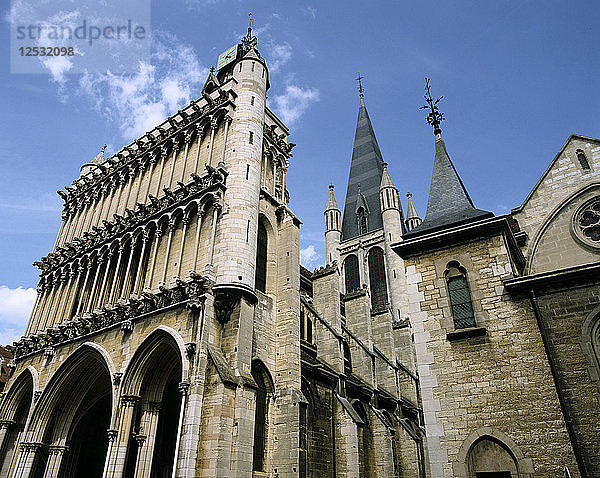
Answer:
[[324, 184, 341, 266], [379, 163, 405, 239], [405, 192, 422, 232]]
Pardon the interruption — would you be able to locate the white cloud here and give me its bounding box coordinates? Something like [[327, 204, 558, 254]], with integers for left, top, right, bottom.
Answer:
[[265, 41, 292, 73], [302, 6, 317, 19], [300, 245, 319, 268], [0, 286, 36, 345], [271, 84, 319, 125], [78, 32, 208, 140]]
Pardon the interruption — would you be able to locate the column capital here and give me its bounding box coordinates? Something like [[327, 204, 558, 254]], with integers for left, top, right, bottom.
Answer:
[[210, 118, 218, 130], [0, 419, 15, 430], [224, 114, 233, 124], [48, 445, 69, 456], [178, 380, 190, 395], [120, 395, 140, 407], [107, 429, 118, 442]]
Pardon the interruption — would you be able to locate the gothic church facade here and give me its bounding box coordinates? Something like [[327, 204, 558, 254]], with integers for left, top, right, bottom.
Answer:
[[0, 29, 599, 478]]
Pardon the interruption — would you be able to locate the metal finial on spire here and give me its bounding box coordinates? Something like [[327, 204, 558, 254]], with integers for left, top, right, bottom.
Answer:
[[407, 191, 412, 199], [248, 12, 254, 32], [356, 71, 364, 98], [420, 77, 445, 135], [329, 184, 335, 191]]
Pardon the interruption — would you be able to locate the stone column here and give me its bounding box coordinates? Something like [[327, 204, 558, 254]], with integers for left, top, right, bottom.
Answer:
[[76, 260, 94, 316], [167, 139, 180, 190], [193, 125, 204, 174], [86, 255, 105, 312], [146, 229, 163, 291], [119, 239, 136, 300], [206, 206, 220, 273], [179, 130, 193, 183], [51, 215, 66, 253], [95, 186, 109, 228], [39, 275, 61, 331], [65, 266, 84, 319], [133, 401, 161, 478], [155, 148, 168, 197], [133, 161, 146, 205], [143, 154, 158, 204], [109, 245, 125, 304], [191, 210, 204, 274], [219, 115, 232, 165], [133, 232, 150, 295], [175, 218, 190, 279], [104, 396, 138, 478], [161, 220, 176, 284], [96, 251, 114, 310], [0, 419, 15, 463], [171, 381, 189, 478], [24, 284, 43, 336], [206, 119, 217, 167], [56, 269, 76, 322], [42, 445, 69, 478], [10, 442, 42, 478]]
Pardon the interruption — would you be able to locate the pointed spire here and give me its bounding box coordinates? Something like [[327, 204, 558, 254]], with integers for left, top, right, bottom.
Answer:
[[405, 192, 422, 232], [405, 137, 492, 237], [341, 87, 386, 240], [380, 162, 395, 189], [325, 184, 340, 211]]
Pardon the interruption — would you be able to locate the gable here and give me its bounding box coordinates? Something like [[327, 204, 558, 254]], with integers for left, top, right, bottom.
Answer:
[[512, 134, 600, 258]]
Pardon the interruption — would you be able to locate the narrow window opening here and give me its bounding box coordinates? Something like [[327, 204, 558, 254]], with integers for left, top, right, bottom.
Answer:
[[239, 63, 242, 72], [249, 131, 254, 144], [368, 247, 388, 313], [255, 221, 267, 292], [246, 164, 250, 180], [576, 149, 591, 170], [246, 220, 250, 243], [251, 96, 255, 106], [252, 62, 255, 72], [344, 255, 360, 293], [446, 261, 476, 329], [300, 309, 305, 341]]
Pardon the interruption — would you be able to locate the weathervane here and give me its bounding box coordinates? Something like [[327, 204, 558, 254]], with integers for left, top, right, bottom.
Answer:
[[420, 77, 445, 135], [356, 71, 364, 98]]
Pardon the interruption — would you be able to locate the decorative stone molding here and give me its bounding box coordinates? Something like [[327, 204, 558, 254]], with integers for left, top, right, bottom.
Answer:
[[33, 391, 42, 403], [120, 395, 140, 407], [35, 165, 227, 274], [185, 342, 197, 359], [43, 346, 55, 358], [178, 381, 190, 395], [120, 320, 134, 333], [12, 274, 213, 360], [106, 429, 118, 442], [0, 419, 16, 430], [112, 372, 123, 386], [214, 290, 240, 324]]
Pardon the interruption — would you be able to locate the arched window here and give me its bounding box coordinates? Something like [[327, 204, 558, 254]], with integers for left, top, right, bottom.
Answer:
[[255, 220, 268, 293], [576, 149, 591, 170], [368, 247, 388, 313], [252, 361, 274, 472], [357, 207, 368, 235], [467, 437, 517, 477], [445, 261, 476, 329], [344, 255, 360, 293]]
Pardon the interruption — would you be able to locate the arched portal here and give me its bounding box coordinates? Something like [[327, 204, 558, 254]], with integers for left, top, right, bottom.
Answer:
[[467, 437, 518, 477], [120, 329, 184, 478], [0, 368, 34, 477], [24, 345, 113, 478]]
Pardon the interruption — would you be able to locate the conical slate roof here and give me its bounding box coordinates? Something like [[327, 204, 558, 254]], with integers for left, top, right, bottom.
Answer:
[[404, 135, 492, 237], [341, 97, 385, 240], [325, 185, 340, 211], [380, 162, 395, 189], [405, 193, 420, 221]]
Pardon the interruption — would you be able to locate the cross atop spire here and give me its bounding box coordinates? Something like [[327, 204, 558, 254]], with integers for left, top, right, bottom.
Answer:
[[420, 77, 445, 135], [356, 71, 364, 99]]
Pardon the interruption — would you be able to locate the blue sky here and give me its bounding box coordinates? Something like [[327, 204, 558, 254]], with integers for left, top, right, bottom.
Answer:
[[0, 0, 598, 343]]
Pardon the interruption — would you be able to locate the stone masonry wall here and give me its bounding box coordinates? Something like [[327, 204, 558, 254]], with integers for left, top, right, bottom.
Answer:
[[405, 233, 578, 477]]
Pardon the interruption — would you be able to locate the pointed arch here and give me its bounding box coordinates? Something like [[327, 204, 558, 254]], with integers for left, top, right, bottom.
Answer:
[[367, 246, 388, 313], [344, 254, 360, 293], [251, 360, 274, 473], [582, 306, 600, 395], [454, 427, 533, 478]]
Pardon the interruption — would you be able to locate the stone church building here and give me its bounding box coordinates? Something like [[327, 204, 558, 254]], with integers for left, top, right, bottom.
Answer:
[[0, 28, 598, 478]]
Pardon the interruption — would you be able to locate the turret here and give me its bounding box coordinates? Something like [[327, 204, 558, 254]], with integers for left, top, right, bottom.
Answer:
[[324, 184, 341, 266], [213, 28, 269, 297], [379, 162, 405, 240], [405, 192, 422, 232]]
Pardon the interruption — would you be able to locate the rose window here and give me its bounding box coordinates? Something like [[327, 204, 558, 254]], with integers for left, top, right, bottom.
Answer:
[[573, 197, 600, 247]]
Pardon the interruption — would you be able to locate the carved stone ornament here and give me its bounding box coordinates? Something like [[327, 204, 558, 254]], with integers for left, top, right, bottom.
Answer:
[[572, 196, 600, 249], [112, 372, 123, 386], [214, 290, 240, 324], [185, 342, 197, 359]]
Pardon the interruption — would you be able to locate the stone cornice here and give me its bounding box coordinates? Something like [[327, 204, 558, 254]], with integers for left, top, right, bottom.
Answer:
[[12, 273, 212, 361], [36, 165, 227, 275], [58, 92, 235, 213], [503, 261, 600, 292]]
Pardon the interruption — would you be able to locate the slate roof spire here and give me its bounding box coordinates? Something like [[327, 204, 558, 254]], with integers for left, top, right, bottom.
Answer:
[[404, 79, 492, 237], [341, 77, 386, 241]]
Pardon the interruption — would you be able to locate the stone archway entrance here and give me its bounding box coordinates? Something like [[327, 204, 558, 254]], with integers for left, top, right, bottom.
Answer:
[[14, 346, 113, 478]]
